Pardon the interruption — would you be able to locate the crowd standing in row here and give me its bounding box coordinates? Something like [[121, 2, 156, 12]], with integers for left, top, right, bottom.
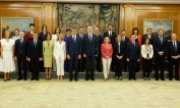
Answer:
[[0, 24, 179, 81]]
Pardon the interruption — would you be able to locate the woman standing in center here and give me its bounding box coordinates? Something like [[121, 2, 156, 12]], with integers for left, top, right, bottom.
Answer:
[[101, 37, 113, 80], [43, 33, 54, 80], [141, 38, 154, 80], [54, 34, 66, 80]]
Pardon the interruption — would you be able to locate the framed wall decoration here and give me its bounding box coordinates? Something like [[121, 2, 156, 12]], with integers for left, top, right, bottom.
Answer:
[[57, 4, 120, 34], [143, 19, 174, 38], [1, 17, 34, 38]]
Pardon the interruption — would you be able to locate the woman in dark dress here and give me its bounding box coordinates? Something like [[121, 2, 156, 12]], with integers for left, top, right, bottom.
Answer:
[[39, 24, 48, 72], [39, 24, 48, 42]]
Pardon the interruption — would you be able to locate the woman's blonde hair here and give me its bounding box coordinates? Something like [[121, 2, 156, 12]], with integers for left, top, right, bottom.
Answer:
[[57, 33, 64, 41]]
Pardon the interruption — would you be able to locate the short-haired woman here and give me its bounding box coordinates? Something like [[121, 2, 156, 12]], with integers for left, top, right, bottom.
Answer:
[[101, 37, 113, 80], [43, 32, 54, 80]]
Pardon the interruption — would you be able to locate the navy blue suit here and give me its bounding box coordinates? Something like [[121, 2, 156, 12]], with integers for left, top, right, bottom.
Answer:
[[114, 41, 126, 77], [66, 36, 82, 81], [127, 41, 140, 80], [83, 34, 98, 80], [15, 39, 28, 80], [167, 41, 180, 80], [27, 40, 42, 80], [153, 35, 167, 80]]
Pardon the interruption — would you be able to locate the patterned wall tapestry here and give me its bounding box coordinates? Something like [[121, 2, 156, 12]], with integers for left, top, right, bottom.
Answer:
[[57, 4, 120, 34]]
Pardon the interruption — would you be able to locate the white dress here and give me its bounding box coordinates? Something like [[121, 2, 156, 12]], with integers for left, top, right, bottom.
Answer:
[[53, 41, 66, 76], [0, 39, 15, 73], [0, 57, 3, 72]]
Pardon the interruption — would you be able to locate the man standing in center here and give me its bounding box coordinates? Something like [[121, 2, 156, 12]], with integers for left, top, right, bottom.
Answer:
[[83, 26, 98, 81], [66, 28, 82, 81]]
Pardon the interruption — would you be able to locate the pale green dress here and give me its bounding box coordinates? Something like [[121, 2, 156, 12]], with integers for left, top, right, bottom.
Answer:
[[43, 41, 54, 68]]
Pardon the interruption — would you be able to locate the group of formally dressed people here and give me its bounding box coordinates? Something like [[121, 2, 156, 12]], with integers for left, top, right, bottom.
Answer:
[[0, 23, 179, 82]]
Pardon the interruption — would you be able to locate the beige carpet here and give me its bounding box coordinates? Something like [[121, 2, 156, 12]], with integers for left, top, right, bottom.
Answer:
[[0, 79, 180, 108]]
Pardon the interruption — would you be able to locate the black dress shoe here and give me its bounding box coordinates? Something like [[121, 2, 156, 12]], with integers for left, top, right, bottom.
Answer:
[[161, 78, 165, 81], [17, 78, 22, 81], [69, 79, 73, 81], [31, 78, 34, 81], [36, 79, 39, 81], [24, 78, 27, 81], [175, 78, 179, 81], [91, 78, 95, 81], [134, 78, 137, 80]]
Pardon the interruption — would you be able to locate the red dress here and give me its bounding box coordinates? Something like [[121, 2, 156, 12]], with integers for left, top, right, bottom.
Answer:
[[25, 32, 33, 41]]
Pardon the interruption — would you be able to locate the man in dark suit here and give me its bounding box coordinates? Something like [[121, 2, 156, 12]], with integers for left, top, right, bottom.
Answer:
[[104, 24, 116, 72], [121, 29, 129, 72], [103, 24, 116, 44], [67, 28, 82, 81], [94, 26, 103, 72], [27, 33, 43, 81], [114, 34, 126, 80], [15, 31, 28, 80], [153, 29, 168, 80], [77, 27, 85, 73], [167, 33, 180, 80], [142, 28, 155, 44], [127, 35, 140, 80], [83, 26, 98, 81]]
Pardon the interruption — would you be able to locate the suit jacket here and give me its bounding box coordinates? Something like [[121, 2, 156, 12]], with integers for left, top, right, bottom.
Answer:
[[130, 34, 142, 46], [27, 40, 42, 58], [66, 36, 82, 57], [142, 34, 155, 44], [101, 43, 113, 58], [43, 41, 53, 56], [54, 41, 66, 60], [83, 34, 98, 56], [114, 41, 125, 57], [127, 41, 140, 60], [153, 35, 168, 57], [15, 39, 28, 58], [167, 41, 180, 60], [103, 31, 116, 44]]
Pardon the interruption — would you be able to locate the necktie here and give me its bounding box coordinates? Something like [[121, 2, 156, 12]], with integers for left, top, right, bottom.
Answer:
[[133, 42, 135, 46], [160, 37, 163, 44], [73, 36, 76, 42], [34, 40, 37, 47], [89, 35, 92, 41], [110, 32, 112, 37], [118, 43, 120, 53], [174, 41, 177, 52]]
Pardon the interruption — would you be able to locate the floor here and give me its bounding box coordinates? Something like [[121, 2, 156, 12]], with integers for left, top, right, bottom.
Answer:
[[0, 72, 180, 108]]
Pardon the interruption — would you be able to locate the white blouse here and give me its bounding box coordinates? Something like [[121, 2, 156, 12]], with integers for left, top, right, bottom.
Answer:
[[141, 44, 154, 59], [53, 41, 66, 60]]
